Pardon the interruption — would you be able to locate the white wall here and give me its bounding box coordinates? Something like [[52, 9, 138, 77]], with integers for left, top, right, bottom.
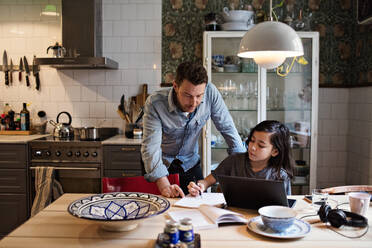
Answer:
[[0, 0, 162, 132], [347, 87, 372, 185], [317, 88, 349, 188], [317, 87, 372, 188]]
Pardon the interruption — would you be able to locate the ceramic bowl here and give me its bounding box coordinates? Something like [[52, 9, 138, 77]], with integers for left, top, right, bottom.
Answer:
[[258, 206, 296, 232], [222, 9, 254, 23], [68, 192, 170, 232]]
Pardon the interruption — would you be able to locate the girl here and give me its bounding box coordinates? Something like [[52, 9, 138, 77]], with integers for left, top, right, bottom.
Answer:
[[188, 120, 294, 196]]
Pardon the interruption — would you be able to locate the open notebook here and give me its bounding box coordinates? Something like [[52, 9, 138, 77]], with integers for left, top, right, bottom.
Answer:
[[173, 193, 226, 208], [168, 205, 247, 230]]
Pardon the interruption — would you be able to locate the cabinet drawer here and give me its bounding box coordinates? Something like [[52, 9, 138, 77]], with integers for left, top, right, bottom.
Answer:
[[0, 194, 28, 236], [104, 145, 142, 170], [0, 169, 27, 193], [104, 170, 143, 178], [0, 144, 27, 169]]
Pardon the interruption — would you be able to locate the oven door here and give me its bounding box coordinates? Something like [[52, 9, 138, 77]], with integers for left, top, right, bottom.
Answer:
[[29, 163, 102, 203]]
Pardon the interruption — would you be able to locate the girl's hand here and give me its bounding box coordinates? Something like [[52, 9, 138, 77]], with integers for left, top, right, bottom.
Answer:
[[187, 181, 205, 197]]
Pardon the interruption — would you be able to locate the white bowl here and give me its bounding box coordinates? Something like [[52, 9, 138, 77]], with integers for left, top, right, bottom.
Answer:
[[258, 206, 296, 232], [222, 8, 254, 23], [68, 192, 170, 232]]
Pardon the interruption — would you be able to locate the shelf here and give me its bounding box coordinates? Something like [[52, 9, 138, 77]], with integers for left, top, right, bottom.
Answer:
[[228, 109, 257, 112], [212, 72, 257, 74]]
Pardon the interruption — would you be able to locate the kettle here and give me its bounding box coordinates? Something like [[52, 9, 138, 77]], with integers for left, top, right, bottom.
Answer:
[[49, 111, 74, 139], [47, 42, 66, 58]]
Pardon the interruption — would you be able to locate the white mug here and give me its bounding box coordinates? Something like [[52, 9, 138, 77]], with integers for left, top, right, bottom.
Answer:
[[349, 192, 370, 216]]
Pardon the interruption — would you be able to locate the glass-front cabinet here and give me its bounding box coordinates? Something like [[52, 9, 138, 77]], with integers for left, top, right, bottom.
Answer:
[[202, 31, 319, 194]]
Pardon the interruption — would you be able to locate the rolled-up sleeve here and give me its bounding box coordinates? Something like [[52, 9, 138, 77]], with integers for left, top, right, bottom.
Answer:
[[208, 84, 246, 154], [141, 98, 169, 182]]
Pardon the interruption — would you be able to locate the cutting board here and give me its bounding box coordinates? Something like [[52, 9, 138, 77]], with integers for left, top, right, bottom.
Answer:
[[0, 130, 34, 135], [136, 84, 149, 108]]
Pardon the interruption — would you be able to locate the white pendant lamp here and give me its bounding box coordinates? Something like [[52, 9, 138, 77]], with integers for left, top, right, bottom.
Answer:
[[237, 0, 303, 69]]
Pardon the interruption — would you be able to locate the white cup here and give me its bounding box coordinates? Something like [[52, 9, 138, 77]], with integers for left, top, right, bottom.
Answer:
[[349, 192, 370, 216]]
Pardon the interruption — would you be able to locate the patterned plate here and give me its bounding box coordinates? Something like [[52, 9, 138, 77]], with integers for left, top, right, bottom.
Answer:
[[68, 192, 170, 231], [247, 216, 311, 239]]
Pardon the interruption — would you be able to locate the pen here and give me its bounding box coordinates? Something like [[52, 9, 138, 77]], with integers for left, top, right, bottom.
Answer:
[[193, 176, 202, 198]]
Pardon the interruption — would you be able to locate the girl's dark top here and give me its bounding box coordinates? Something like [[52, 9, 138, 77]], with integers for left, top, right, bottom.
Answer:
[[211, 152, 292, 195]]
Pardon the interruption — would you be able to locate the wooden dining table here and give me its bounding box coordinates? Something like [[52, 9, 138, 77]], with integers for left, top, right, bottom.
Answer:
[[0, 194, 371, 247]]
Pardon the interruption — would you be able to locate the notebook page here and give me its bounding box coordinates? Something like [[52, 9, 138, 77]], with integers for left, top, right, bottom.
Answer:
[[167, 209, 217, 230], [173, 193, 226, 208]]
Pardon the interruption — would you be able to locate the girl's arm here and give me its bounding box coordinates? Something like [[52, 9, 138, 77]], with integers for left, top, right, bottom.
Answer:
[[187, 174, 217, 196]]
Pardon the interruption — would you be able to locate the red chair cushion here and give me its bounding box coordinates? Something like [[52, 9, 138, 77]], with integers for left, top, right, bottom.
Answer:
[[102, 174, 180, 195]]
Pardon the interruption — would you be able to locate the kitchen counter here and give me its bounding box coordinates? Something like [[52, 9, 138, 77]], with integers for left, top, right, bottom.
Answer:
[[101, 135, 142, 145], [0, 134, 51, 143]]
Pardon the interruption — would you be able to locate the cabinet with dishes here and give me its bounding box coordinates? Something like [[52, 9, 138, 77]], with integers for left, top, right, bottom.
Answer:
[[202, 31, 319, 194]]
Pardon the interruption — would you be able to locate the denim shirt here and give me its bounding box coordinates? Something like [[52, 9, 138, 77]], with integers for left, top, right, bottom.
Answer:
[[141, 82, 246, 182]]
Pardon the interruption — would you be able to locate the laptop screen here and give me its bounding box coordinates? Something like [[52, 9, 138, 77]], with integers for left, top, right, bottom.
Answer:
[[217, 175, 290, 210]]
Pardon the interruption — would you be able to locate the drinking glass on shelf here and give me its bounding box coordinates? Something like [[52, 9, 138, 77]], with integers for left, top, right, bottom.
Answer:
[[224, 79, 236, 109], [236, 82, 246, 110], [247, 80, 257, 110]]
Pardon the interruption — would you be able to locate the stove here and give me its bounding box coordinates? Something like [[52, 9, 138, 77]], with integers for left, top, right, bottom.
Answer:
[[29, 136, 103, 163], [28, 131, 118, 207]]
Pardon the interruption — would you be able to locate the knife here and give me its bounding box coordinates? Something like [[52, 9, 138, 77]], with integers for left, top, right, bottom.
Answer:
[[33, 55, 40, 91], [9, 59, 14, 84], [3, 50, 9, 86], [23, 56, 30, 87], [19, 57, 23, 82]]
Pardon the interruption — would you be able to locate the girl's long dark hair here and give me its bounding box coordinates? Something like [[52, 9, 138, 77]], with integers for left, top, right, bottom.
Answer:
[[247, 120, 294, 179]]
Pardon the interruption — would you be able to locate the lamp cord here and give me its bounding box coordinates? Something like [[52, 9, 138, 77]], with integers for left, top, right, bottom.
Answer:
[[269, 0, 273, 21]]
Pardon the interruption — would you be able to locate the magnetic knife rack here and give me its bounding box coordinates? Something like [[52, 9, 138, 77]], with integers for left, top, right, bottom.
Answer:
[[0, 65, 39, 72]]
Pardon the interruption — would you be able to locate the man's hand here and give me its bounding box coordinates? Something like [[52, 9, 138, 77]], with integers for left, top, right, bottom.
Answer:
[[160, 184, 185, 198], [156, 176, 185, 198]]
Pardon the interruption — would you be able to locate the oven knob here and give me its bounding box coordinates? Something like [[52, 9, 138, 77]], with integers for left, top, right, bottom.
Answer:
[[34, 150, 42, 157], [67, 151, 73, 157], [83, 152, 89, 157], [55, 151, 61, 157], [45, 151, 51, 157], [92, 152, 98, 157], [75, 151, 81, 157]]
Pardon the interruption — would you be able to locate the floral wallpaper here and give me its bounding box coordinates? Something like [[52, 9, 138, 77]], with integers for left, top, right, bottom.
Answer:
[[162, 0, 372, 87]]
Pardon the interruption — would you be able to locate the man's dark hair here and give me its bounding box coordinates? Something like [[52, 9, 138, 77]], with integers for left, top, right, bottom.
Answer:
[[175, 61, 208, 86]]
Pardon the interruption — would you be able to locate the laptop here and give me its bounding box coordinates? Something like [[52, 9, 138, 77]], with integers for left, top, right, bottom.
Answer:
[[217, 175, 296, 210]]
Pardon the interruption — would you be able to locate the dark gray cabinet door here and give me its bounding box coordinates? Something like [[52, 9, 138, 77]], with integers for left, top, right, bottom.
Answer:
[[103, 145, 144, 177], [0, 144, 27, 169], [0, 194, 28, 237], [0, 143, 28, 237], [0, 169, 27, 193]]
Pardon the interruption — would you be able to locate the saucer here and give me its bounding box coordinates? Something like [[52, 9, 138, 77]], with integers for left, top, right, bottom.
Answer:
[[247, 216, 311, 239]]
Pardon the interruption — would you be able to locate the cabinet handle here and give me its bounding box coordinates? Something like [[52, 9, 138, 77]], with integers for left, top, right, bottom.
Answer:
[[121, 147, 136, 151], [122, 173, 138, 177]]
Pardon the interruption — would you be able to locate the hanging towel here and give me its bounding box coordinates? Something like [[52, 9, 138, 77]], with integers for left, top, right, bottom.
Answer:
[[31, 167, 55, 217], [53, 178, 64, 201]]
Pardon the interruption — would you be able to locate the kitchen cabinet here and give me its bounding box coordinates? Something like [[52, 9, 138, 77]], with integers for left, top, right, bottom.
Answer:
[[202, 31, 319, 194], [103, 145, 144, 178], [0, 144, 29, 237]]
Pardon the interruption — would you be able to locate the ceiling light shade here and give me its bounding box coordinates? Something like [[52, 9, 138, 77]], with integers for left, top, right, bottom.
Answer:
[[238, 21, 304, 69]]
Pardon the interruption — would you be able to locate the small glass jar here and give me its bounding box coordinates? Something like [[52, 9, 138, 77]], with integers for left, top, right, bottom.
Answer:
[[163, 219, 180, 246], [179, 218, 194, 247]]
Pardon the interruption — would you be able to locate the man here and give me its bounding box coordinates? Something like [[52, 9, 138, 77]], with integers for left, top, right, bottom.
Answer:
[[141, 61, 246, 198]]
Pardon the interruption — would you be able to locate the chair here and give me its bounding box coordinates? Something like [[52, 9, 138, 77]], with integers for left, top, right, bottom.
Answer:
[[102, 174, 180, 195], [321, 185, 372, 194]]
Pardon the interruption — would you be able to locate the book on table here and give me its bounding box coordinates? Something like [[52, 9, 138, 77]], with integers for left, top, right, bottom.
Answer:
[[168, 204, 247, 230]]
